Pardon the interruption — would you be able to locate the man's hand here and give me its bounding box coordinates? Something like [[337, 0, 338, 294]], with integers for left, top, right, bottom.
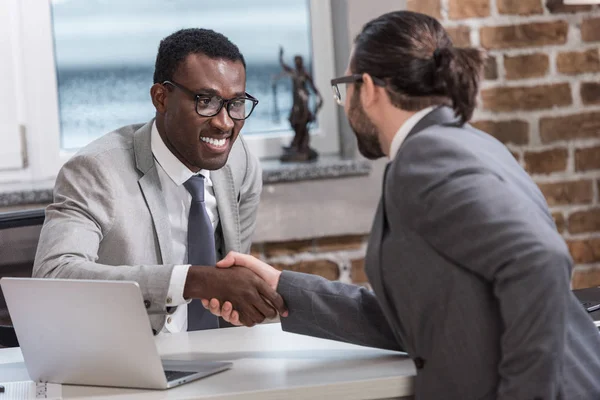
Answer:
[[183, 265, 286, 327], [217, 252, 282, 289], [202, 298, 243, 326], [201, 252, 287, 326]]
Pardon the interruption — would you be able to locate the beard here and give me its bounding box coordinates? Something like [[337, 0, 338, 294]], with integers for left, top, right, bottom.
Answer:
[[348, 91, 385, 160]]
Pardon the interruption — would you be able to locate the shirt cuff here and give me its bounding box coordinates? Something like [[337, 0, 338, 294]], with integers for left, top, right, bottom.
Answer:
[[166, 264, 192, 307]]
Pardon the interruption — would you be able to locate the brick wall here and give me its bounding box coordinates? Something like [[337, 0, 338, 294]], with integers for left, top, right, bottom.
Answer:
[[253, 0, 600, 289], [251, 235, 371, 286]]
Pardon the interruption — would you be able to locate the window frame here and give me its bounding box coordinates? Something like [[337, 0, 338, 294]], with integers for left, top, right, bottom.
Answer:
[[0, 0, 26, 173], [242, 0, 340, 160], [0, 0, 339, 183]]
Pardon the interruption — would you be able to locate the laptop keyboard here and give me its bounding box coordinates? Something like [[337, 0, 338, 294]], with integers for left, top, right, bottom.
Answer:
[[581, 301, 600, 313], [165, 370, 197, 382]]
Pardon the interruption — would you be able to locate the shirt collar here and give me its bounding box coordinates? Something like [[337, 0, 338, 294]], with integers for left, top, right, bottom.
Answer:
[[388, 106, 436, 161], [151, 121, 210, 186]]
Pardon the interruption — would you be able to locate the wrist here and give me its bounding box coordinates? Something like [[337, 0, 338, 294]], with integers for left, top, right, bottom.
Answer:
[[183, 266, 213, 299]]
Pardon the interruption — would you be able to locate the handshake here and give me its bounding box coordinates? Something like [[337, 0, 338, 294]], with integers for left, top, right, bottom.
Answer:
[[182, 252, 287, 327]]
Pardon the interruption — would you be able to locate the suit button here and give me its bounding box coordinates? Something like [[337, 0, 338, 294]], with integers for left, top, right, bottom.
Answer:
[[414, 357, 426, 369], [144, 300, 151, 309]]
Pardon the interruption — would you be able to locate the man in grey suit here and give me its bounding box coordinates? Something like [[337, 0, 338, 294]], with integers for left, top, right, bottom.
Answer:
[[206, 12, 600, 400], [33, 28, 286, 334]]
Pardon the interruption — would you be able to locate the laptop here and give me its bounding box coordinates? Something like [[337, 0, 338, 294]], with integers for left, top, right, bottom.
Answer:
[[0, 277, 232, 390], [573, 286, 600, 329]]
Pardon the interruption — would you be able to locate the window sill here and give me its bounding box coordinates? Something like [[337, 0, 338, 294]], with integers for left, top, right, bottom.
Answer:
[[0, 157, 371, 208], [0, 180, 54, 208], [261, 155, 371, 184]]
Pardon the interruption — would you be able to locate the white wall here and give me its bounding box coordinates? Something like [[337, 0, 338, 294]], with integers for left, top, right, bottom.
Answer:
[[347, 0, 406, 39]]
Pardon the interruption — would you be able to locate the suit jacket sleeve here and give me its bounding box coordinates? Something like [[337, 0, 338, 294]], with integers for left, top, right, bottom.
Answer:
[[403, 163, 572, 399], [278, 271, 403, 352], [237, 138, 262, 254], [33, 154, 174, 327]]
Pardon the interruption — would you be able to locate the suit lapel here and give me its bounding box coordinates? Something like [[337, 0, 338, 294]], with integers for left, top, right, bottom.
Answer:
[[369, 106, 458, 275], [211, 165, 240, 253], [133, 120, 174, 264], [365, 164, 390, 291], [366, 200, 385, 284]]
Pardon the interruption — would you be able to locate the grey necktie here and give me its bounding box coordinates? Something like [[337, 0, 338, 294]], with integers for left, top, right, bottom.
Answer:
[[184, 175, 219, 330]]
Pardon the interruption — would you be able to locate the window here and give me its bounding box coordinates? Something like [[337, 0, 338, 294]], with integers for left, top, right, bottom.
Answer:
[[0, 0, 339, 182]]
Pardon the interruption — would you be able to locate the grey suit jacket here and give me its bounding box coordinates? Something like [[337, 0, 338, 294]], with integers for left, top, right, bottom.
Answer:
[[33, 120, 262, 333], [278, 107, 600, 400]]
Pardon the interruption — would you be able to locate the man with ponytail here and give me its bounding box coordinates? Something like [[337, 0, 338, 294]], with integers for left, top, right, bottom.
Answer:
[[206, 11, 600, 399]]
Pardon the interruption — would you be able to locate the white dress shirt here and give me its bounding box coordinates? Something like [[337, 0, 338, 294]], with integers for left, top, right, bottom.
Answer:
[[150, 122, 220, 333], [388, 106, 436, 160]]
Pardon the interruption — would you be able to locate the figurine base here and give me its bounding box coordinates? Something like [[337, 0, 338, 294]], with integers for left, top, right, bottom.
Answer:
[[280, 147, 319, 163]]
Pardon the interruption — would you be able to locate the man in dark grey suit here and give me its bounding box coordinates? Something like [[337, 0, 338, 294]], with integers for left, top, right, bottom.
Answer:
[[207, 11, 600, 400]]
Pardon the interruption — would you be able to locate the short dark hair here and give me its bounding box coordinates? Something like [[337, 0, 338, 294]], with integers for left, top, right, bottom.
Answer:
[[153, 28, 246, 84], [352, 11, 486, 124]]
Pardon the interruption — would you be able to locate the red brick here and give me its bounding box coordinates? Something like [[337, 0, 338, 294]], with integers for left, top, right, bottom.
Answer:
[[481, 84, 572, 112], [317, 235, 366, 252], [575, 146, 600, 172], [537, 180, 593, 206], [446, 26, 471, 47], [567, 238, 600, 264], [406, 0, 442, 19], [582, 82, 600, 105], [540, 112, 600, 143], [480, 21, 568, 49], [568, 208, 600, 234], [273, 260, 340, 281], [557, 49, 600, 75], [504, 53, 549, 80], [351, 258, 369, 283], [448, 0, 491, 19], [498, 0, 544, 15], [582, 18, 600, 43], [553, 212, 565, 233], [524, 148, 568, 174], [471, 120, 529, 145], [568, 239, 600, 264], [546, 0, 594, 14], [572, 266, 600, 289]]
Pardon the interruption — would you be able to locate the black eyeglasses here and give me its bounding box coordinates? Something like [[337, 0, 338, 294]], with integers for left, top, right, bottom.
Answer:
[[163, 80, 259, 120], [330, 74, 387, 106]]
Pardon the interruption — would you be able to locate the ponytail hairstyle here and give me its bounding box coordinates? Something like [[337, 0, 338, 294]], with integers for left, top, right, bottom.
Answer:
[[351, 11, 487, 125]]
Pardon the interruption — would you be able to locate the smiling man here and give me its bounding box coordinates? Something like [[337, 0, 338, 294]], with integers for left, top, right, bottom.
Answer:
[[33, 29, 286, 333]]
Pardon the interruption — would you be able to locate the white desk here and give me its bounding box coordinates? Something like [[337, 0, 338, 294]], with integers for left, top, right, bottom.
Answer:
[[0, 323, 415, 399]]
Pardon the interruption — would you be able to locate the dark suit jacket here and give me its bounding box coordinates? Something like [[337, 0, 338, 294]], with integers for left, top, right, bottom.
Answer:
[[278, 107, 600, 399]]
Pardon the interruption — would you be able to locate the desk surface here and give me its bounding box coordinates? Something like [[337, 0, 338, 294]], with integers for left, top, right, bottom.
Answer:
[[0, 323, 415, 400]]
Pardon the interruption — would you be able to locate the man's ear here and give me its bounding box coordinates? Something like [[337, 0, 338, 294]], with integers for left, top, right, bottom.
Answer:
[[150, 83, 168, 114], [360, 73, 378, 110]]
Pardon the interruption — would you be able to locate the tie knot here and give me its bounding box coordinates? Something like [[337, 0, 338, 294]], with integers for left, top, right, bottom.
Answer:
[[184, 175, 205, 202]]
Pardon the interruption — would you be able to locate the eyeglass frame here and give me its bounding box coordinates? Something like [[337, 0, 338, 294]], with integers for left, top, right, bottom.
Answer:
[[330, 74, 387, 106], [162, 80, 259, 120]]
